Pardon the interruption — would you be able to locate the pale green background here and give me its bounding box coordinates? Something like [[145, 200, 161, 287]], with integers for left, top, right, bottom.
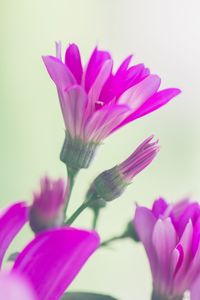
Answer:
[[0, 0, 200, 299]]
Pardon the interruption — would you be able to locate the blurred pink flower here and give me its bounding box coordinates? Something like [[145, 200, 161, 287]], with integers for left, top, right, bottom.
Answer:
[[134, 198, 200, 300], [0, 202, 100, 300], [29, 177, 67, 233], [43, 43, 181, 143]]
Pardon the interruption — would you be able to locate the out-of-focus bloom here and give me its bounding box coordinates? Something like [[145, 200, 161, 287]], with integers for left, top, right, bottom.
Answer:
[[134, 198, 200, 300], [0, 272, 36, 300], [43, 43, 180, 170], [0, 202, 100, 300], [29, 177, 66, 233], [86, 136, 159, 202]]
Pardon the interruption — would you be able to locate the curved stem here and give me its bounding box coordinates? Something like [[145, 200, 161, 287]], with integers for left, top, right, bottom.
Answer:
[[65, 202, 89, 226], [64, 167, 79, 216], [100, 235, 126, 247]]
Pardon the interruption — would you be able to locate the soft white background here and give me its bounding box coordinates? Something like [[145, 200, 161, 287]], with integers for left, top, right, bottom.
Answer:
[[1, 0, 200, 299]]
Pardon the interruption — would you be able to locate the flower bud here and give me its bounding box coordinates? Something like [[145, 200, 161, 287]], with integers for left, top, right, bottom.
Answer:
[[60, 131, 99, 170], [29, 177, 66, 234], [86, 136, 159, 202]]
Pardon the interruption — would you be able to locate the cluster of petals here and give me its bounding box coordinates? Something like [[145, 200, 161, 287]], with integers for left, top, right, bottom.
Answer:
[[119, 135, 159, 181], [43, 43, 181, 143], [134, 198, 200, 300], [0, 202, 100, 300]]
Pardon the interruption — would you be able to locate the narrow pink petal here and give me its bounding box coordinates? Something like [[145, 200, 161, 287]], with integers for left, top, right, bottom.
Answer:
[[118, 74, 161, 111], [171, 244, 184, 277], [134, 207, 157, 276], [171, 201, 199, 237], [84, 47, 111, 92], [0, 202, 28, 268], [100, 64, 145, 104], [115, 55, 133, 75], [13, 227, 100, 300], [113, 88, 181, 130], [86, 60, 113, 117], [62, 85, 87, 137], [152, 198, 168, 218], [173, 221, 193, 286], [0, 272, 37, 300], [152, 218, 177, 288], [65, 44, 83, 84], [42, 56, 75, 90], [84, 104, 129, 142]]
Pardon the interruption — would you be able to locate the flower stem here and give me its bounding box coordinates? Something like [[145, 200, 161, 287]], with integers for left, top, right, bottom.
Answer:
[[64, 166, 79, 216], [65, 202, 89, 226], [92, 209, 100, 230], [100, 235, 126, 247]]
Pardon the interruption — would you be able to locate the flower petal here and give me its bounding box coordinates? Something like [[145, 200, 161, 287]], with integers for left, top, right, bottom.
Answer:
[[0, 202, 28, 268], [87, 59, 113, 116], [13, 227, 100, 300], [62, 85, 87, 137], [84, 47, 111, 92], [152, 198, 168, 218], [0, 272, 37, 300], [65, 44, 83, 84], [152, 218, 177, 289], [119, 88, 181, 127], [42, 56, 75, 90], [84, 104, 129, 142], [134, 206, 157, 276], [118, 74, 161, 111]]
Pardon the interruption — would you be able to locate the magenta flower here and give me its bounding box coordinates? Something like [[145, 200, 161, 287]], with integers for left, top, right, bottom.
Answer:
[[29, 177, 67, 233], [42, 43, 180, 170], [86, 135, 159, 202], [134, 198, 200, 300], [0, 202, 100, 300]]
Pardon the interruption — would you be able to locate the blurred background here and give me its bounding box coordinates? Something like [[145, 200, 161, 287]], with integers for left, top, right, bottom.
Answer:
[[0, 0, 200, 299]]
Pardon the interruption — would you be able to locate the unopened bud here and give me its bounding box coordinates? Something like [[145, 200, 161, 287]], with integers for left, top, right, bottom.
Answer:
[[29, 177, 66, 234]]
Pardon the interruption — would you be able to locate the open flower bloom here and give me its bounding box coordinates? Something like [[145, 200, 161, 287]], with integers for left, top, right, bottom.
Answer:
[[134, 198, 200, 300], [29, 177, 67, 233], [43, 43, 180, 170], [0, 202, 100, 300], [86, 135, 159, 202]]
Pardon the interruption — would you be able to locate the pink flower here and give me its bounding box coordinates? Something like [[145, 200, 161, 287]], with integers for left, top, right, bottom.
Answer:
[[134, 198, 200, 300], [0, 202, 100, 300], [29, 177, 67, 233], [43, 43, 181, 144]]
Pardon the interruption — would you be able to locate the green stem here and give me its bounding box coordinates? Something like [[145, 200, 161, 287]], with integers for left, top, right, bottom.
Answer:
[[64, 167, 79, 216], [100, 235, 126, 247], [65, 202, 89, 226], [92, 209, 100, 230]]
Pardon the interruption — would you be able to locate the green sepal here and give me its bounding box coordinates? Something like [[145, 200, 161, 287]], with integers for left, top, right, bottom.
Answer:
[[60, 131, 99, 170], [86, 166, 128, 202]]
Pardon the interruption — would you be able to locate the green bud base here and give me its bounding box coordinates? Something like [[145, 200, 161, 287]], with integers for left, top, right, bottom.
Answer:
[[86, 166, 128, 202], [60, 132, 99, 170]]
